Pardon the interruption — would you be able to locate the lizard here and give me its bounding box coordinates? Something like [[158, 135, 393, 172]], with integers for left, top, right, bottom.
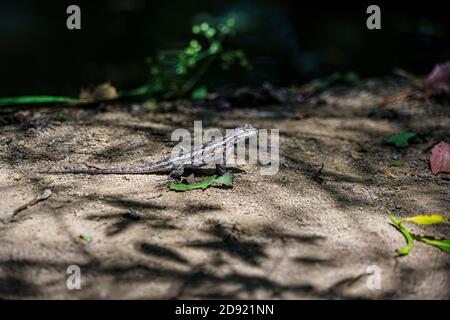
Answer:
[[46, 123, 258, 178]]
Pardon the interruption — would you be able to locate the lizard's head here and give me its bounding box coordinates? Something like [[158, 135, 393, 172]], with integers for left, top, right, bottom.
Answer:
[[233, 123, 258, 141]]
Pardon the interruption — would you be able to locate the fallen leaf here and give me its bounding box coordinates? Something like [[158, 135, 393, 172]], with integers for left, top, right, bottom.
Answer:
[[389, 215, 413, 255], [414, 237, 450, 252], [169, 172, 234, 191], [390, 214, 450, 255], [79, 82, 118, 102], [386, 131, 416, 148], [0, 96, 80, 106], [424, 61, 450, 93], [399, 214, 449, 225], [430, 141, 450, 174]]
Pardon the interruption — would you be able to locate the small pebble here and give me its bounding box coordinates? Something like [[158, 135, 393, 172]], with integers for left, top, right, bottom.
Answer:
[[124, 210, 141, 220]]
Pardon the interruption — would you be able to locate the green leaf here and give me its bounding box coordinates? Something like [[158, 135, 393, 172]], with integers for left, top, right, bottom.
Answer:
[[386, 131, 416, 148], [399, 214, 449, 226], [205, 28, 216, 38], [191, 86, 208, 100], [80, 235, 93, 243], [192, 25, 200, 34], [389, 215, 414, 255], [169, 172, 234, 191], [414, 237, 450, 252], [390, 215, 450, 255], [200, 22, 210, 32], [0, 96, 81, 106]]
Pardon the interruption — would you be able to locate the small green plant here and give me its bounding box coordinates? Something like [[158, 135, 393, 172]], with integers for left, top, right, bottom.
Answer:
[[124, 15, 251, 100], [0, 16, 250, 107], [389, 214, 450, 255]]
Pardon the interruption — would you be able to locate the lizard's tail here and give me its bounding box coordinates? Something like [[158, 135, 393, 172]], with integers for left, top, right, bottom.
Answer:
[[41, 166, 153, 175]]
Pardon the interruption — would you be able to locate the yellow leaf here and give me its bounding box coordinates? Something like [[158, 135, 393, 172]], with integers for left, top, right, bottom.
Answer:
[[399, 214, 449, 226]]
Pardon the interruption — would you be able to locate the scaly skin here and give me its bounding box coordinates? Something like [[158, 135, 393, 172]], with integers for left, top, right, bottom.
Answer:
[[47, 123, 258, 177]]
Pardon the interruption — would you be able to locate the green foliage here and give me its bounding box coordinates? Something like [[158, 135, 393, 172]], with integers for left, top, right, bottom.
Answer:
[[221, 49, 251, 70], [169, 172, 234, 191], [0, 16, 249, 106], [390, 215, 414, 255], [0, 96, 81, 106], [191, 86, 208, 100], [124, 15, 251, 100], [390, 214, 450, 255], [415, 237, 450, 252], [386, 131, 416, 148]]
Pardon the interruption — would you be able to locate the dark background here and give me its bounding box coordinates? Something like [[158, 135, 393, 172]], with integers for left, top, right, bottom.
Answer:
[[1, 0, 449, 96]]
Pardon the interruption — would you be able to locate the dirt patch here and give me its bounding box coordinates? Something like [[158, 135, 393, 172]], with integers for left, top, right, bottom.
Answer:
[[0, 80, 449, 299]]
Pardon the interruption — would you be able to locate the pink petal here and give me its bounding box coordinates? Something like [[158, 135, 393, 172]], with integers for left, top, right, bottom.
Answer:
[[430, 141, 450, 174]]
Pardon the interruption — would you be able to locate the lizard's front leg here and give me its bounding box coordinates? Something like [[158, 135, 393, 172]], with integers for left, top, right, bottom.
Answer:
[[215, 164, 227, 176], [216, 142, 235, 175], [169, 166, 185, 180]]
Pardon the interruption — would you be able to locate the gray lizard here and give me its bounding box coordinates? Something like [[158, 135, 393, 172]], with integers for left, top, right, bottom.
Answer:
[[47, 123, 258, 178]]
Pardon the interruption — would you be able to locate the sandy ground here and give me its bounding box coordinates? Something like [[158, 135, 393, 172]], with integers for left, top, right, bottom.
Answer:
[[0, 79, 449, 299]]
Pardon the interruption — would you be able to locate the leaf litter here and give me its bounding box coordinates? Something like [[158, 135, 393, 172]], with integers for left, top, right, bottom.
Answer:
[[430, 141, 450, 174]]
